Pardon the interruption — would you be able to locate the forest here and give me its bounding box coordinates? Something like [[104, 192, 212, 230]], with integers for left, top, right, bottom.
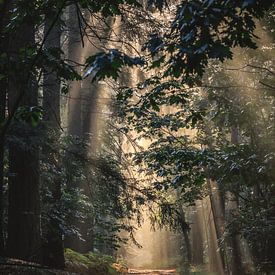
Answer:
[[0, 0, 275, 274]]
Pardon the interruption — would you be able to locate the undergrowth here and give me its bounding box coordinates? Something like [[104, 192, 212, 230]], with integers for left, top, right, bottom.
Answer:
[[65, 249, 127, 275]]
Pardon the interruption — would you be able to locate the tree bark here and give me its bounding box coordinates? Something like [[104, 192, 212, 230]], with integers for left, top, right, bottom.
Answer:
[[207, 179, 227, 272], [67, 4, 82, 136], [42, 16, 65, 268], [63, 4, 85, 252], [7, 2, 41, 262], [0, 58, 6, 256], [0, 0, 13, 256], [0, 0, 9, 36]]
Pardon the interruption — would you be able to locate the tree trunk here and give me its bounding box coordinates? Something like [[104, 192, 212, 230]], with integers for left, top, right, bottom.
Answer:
[[0, 0, 13, 256], [65, 9, 113, 253], [203, 126, 227, 274], [63, 4, 84, 252], [178, 207, 192, 265], [207, 179, 227, 273], [227, 126, 244, 275], [7, 4, 41, 262], [0, 59, 6, 256], [42, 16, 65, 268], [67, 4, 82, 136], [190, 205, 204, 266], [0, 1, 8, 256], [0, 0, 9, 36]]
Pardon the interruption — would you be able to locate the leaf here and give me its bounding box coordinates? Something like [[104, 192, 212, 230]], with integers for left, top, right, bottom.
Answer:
[[15, 106, 43, 127], [84, 49, 144, 82]]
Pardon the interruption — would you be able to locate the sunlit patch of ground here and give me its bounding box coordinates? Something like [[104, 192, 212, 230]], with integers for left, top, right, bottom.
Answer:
[[127, 267, 217, 275]]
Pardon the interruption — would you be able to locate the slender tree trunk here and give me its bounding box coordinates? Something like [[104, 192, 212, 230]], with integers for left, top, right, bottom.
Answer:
[[7, 3, 41, 262], [207, 179, 227, 272], [203, 126, 228, 273], [264, 103, 275, 272], [67, 4, 82, 136], [178, 207, 192, 265], [42, 16, 65, 268], [190, 205, 204, 265], [227, 126, 244, 275]]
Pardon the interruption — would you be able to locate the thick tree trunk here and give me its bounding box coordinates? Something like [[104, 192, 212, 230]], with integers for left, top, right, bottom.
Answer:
[[42, 16, 65, 268], [0, 0, 9, 36], [0, 0, 12, 256], [8, 140, 41, 262], [7, 7, 41, 262], [0, 66, 6, 256], [64, 4, 84, 252]]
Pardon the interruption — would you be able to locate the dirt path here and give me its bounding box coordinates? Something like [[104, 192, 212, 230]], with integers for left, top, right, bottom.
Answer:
[[128, 268, 177, 275]]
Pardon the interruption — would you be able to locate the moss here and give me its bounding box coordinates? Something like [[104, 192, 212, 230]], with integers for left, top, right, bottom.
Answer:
[[65, 249, 90, 266]]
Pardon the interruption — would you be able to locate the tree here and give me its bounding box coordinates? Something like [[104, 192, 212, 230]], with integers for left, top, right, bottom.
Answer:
[[7, 0, 41, 261], [0, 0, 9, 254], [42, 10, 65, 268]]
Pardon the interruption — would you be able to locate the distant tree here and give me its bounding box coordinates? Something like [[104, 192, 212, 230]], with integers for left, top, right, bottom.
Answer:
[[42, 9, 65, 268]]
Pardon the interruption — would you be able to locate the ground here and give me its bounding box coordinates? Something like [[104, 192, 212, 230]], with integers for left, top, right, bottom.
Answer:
[[128, 269, 176, 274]]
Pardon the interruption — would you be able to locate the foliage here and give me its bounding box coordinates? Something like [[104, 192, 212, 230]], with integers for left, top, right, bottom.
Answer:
[[84, 49, 144, 81], [15, 106, 43, 127], [64, 248, 119, 275], [114, 1, 275, 272], [40, 121, 154, 252], [143, 0, 273, 80]]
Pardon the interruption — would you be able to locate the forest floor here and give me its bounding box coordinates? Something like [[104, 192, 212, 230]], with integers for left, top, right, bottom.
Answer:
[[127, 269, 176, 274]]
